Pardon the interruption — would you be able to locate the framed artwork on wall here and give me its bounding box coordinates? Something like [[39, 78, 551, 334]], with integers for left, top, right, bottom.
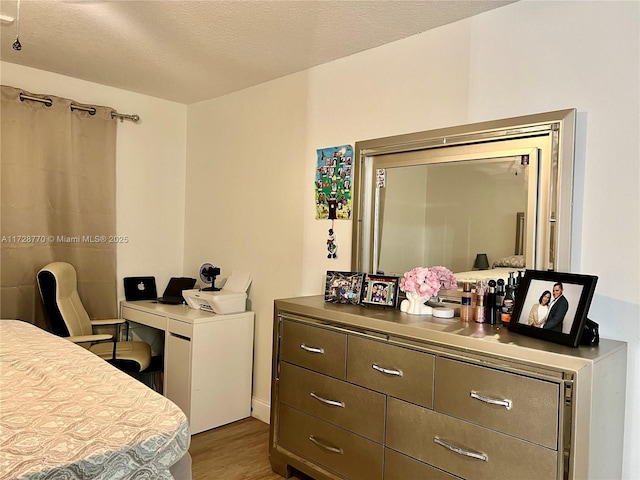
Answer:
[[508, 269, 598, 347], [315, 145, 353, 221]]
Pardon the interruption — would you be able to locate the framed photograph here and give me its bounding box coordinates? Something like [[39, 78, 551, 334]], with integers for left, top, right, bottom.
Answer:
[[508, 270, 598, 347], [324, 271, 364, 304], [360, 274, 400, 308]]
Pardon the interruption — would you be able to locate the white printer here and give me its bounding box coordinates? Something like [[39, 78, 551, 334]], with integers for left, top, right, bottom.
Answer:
[[182, 271, 251, 315]]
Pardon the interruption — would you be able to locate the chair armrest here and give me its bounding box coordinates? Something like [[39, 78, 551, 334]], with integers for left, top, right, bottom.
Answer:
[[68, 334, 113, 344], [90, 318, 126, 327], [91, 318, 129, 342]]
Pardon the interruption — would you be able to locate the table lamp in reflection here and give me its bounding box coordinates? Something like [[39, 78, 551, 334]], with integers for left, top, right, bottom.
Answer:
[[473, 253, 490, 270]]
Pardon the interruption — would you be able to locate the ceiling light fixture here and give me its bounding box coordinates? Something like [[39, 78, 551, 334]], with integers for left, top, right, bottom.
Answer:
[[0, 14, 15, 23], [12, 0, 21, 51]]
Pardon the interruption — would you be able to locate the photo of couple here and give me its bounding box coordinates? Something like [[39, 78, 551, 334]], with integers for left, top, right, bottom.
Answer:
[[527, 282, 569, 332], [519, 279, 583, 335], [510, 270, 598, 347]]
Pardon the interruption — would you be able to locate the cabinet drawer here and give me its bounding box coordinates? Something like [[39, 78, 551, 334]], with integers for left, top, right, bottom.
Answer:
[[347, 336, 434, 408], [434, 357, 559, 449], [281, 320, 347, 379], [168, 318, 193, 339], [386, 398, 558, 480], [279, 405, 383, 480], [121, 305, 166, 331], [384, 449, 460, 480], [279, 362, 385, 443]]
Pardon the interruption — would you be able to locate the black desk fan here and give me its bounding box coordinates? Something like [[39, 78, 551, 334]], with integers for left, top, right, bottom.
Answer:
[[200, 263, 221, 291]]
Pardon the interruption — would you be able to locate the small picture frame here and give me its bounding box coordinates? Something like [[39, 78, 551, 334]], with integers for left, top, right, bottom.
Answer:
[[508, 269, 598, 347], [360, 274, 400, 308], [324, 271, 364, 304]]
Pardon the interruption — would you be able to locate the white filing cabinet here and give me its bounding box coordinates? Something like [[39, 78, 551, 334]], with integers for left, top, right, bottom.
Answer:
[[121, 301, 255, 435]]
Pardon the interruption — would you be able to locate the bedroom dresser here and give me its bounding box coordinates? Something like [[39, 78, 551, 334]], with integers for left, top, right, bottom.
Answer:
[[269, 295, 627, 480]]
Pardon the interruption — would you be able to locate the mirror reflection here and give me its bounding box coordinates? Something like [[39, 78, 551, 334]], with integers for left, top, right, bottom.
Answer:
[[352, 109, 576, 282], [377, 156, 528, 277]]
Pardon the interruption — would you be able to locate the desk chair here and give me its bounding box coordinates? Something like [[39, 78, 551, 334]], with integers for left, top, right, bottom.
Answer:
[[37, 261, 152, 373]]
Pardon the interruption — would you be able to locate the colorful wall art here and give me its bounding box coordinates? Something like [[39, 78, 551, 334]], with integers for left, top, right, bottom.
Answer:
[[315, 145, 353, 221]]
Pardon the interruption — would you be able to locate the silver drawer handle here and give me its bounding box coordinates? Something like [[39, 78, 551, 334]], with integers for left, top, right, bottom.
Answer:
[[470, 390, 513, 410], [300, 344, 324, 354], [372, 363, 403, 376], [310, 392, 345, 408], [433, 436, 488, 462], [309, 435, 343, 454]]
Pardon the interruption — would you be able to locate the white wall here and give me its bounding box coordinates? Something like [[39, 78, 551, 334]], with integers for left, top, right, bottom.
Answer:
[[0, 62, 188, 295], [184, 74, 308, 420], [186, 1, 639, 476]]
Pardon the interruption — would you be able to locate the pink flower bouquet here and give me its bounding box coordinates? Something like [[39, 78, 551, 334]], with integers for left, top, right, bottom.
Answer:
[[399, 266, 458, 299]]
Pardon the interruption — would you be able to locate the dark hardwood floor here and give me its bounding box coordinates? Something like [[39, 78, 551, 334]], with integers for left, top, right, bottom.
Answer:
[[189, 417, 311, 480]]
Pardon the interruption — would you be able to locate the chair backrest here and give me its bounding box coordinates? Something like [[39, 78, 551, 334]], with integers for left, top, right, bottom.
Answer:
[[37, 262, 93, 338]]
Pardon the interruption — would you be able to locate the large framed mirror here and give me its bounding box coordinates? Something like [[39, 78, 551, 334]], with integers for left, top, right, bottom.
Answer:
[[351, 109, 576, 283]]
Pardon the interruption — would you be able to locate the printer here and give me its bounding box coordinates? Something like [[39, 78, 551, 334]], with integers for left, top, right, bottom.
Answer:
[[182, 271, 251, 315]]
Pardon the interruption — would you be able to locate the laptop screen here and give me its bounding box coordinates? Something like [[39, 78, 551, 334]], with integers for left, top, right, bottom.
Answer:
[[124, 276, 158, 301], [162, 277, 197, 298]]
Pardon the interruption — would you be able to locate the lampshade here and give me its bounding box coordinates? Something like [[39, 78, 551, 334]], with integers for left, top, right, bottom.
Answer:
[[473, 253, 490, 270]]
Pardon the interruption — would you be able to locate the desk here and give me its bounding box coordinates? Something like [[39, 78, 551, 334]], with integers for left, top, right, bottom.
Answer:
[[121, 300, 254, 435]]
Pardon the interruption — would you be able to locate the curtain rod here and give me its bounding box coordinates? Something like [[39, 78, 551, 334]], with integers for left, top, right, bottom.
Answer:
[[18, 92, 140, 123]]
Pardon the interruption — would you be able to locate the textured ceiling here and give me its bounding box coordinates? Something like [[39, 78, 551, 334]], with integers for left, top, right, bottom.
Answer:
[[0, 0, 516, 104]]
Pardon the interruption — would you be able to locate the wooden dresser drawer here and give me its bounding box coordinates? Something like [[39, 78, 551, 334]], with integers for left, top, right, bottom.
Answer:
[[279, 362, 385, 443], [386, 397, 558, 480], [281, 320, 347, 379], [434, 357, 559, 449], [384, 449, 460, 480], [347, 336, 434, 408], [279, 405, 383, 480]]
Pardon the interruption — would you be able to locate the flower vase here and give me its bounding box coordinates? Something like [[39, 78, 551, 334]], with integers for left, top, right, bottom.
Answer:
[[400, 291, 433, 315]]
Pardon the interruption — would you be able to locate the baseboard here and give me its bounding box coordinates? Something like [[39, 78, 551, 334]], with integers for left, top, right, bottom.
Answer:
[[251, 396, 271, 423]]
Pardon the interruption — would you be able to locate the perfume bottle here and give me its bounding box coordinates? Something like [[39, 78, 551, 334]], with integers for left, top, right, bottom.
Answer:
[[496, 278, 505, 320], [507, 271, 516, 296], [475, 280, 486, 323], [515, 270, 523, 300], [460, 282, 472, 322], [496, 278, 505, 304], [501, 276, 515, 325], [487, 279, 497, 325]]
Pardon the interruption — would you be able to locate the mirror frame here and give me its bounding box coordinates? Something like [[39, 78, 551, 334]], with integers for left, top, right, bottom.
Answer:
[[351, 109, 576, 275]]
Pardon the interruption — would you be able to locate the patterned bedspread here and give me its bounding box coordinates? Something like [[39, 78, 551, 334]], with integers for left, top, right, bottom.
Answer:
[[0, 320, 190, 480], [454, 266, 513, 284]]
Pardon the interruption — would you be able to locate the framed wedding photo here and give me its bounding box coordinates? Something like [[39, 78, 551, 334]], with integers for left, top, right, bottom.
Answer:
[[508, 269, 598, 347], [360, 274, 399, 308], [324, 271, 364, 305]]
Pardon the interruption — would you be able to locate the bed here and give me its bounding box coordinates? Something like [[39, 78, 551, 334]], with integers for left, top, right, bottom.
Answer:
[[454, 266, 514, 284], [0, 319, 190, 480], [453, 255, 526, 285]]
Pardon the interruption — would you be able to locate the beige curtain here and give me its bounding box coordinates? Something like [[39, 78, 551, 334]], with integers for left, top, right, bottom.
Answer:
[[1, 85, 117, 329]]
